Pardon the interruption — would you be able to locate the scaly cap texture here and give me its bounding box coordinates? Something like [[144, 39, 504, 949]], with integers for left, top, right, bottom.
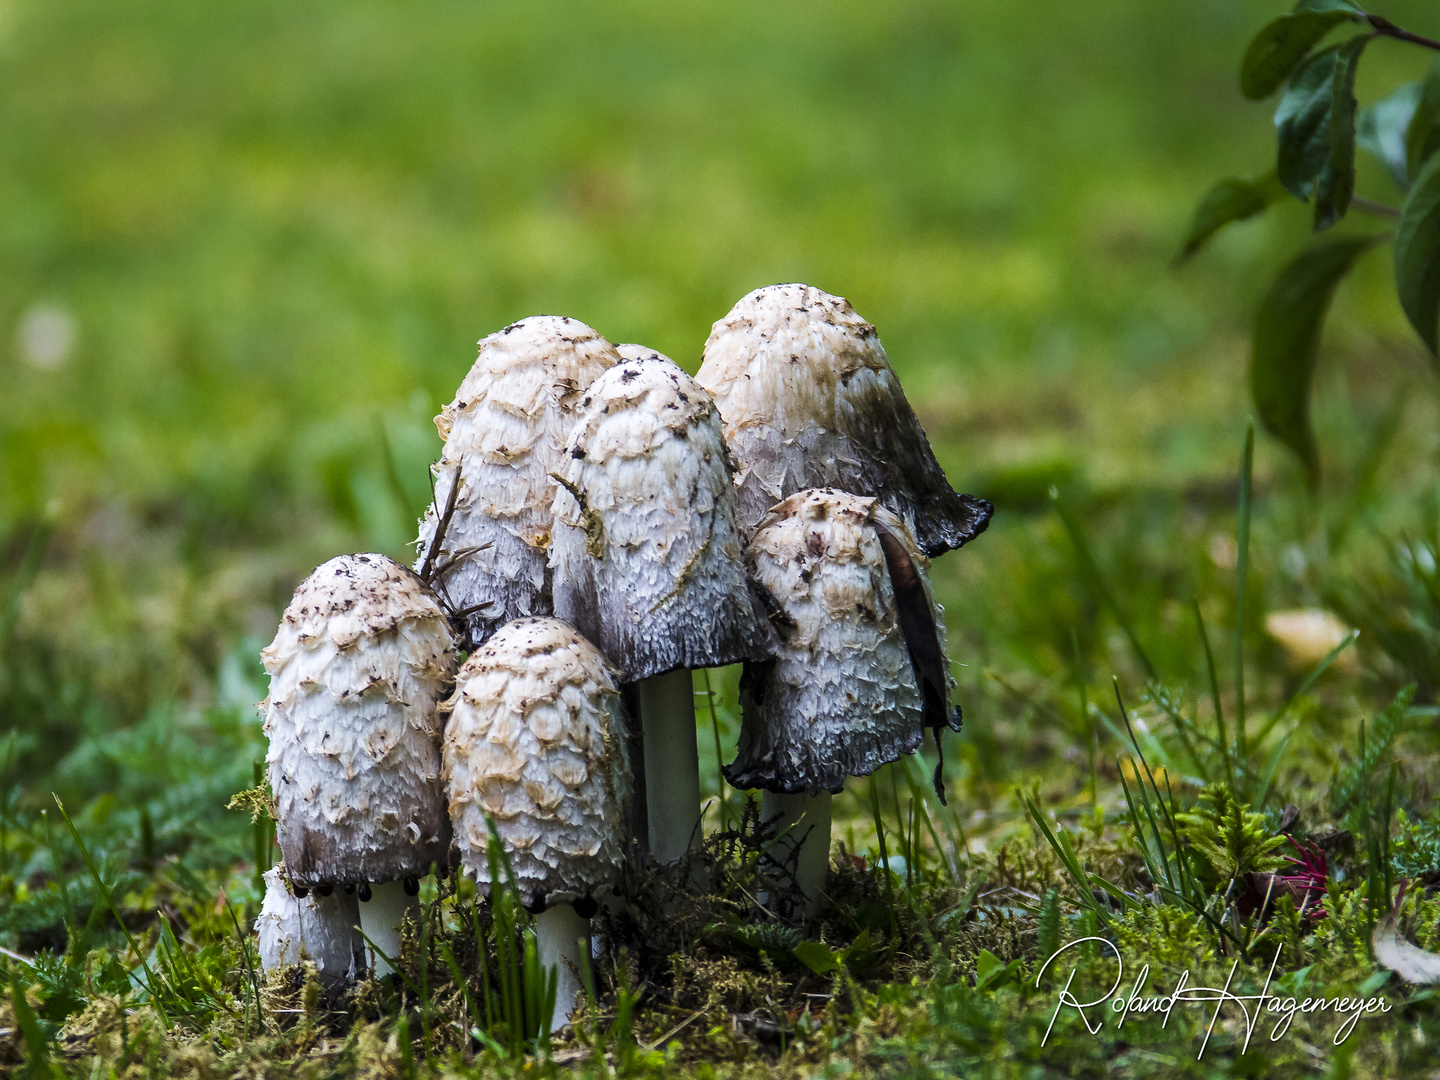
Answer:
[[263, 553, 458, 887], [695, 283, 992, 557], [551, 353, 768, 680], [256, 866, 362, 985], [415, 316, 620, 646], [725, 489, 958, 795], [443, 617, 631, 908]]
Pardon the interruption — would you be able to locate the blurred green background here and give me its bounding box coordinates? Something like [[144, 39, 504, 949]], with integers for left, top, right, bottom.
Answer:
[[3, 0, 1438, 863]]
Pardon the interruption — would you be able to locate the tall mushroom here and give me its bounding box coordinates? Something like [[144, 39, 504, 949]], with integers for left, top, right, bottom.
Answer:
[[256, 866, 363, 986], [550, 350, 769, 865], [695, 283, 992, 557], [262, 553, 458, 977], [443, 617, 631, 1032], [724, 489, 958, 914], [415, 316, 621, 648]]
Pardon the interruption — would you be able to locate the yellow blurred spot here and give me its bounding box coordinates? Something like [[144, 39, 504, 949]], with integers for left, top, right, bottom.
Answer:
[[1118, 757, 1177, 791], [1264, 609, 1355, 671]]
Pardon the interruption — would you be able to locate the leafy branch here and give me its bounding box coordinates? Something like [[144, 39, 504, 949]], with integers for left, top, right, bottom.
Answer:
[[1183, 0, 1440, 483]]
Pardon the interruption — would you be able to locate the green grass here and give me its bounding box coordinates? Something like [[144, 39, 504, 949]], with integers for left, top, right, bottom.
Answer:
[[3, 0, 1440, 1076]]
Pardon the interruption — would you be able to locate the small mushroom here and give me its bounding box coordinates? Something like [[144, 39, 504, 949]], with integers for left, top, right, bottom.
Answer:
[[442, 617, 631, 1032], [695, 283, 992, 557], [415, 316, 621, 647], [551, 349, 769, 864], [256, 866, 363, 986], [262, 553, 458, 976], [725, 489, 959, 913]]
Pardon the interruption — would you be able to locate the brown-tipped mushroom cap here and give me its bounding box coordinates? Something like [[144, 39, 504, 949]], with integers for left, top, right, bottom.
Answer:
[[442, 617, 631, 908], [263, 553, 458, 887], [415, 316, 621, 647], [725, 489, 959, 796], [695, 283, 992, 557], [550, 354, 769, 681]]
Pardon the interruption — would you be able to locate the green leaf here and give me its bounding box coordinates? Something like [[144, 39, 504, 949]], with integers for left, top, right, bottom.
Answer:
[[1037, 888, 1062, 963], [791, 941, 839, 975], [1359, 82, 1422, 191], [1241, 7, 1355, 100], [1177, 173, 1288, 262], [975, 949, 1023, 990], [839, 927, 874, 967], [1313, 34, 1369, 230], [1276, 46, 1343, 200], [1251, 234, 1378, 479], [1396, 152, 1440, 357], [1406, 61, 1440, 181]]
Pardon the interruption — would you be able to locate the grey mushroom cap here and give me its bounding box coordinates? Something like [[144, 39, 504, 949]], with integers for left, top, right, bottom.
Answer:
[[550, 354, 770, 681], [263, 553, 458, 887], [725, 489, 959, 796], [695, 283, 992, 558], [442, 617, 631, 908], [414, 315, 621, 648]]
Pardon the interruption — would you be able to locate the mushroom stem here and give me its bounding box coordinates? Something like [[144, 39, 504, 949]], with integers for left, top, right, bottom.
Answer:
[[534, 904, 588, 1032], [761, 790, 832, 918], [637, 669, 701, 865], [257, 868, 363, 985], [359, 880, 414, 977]]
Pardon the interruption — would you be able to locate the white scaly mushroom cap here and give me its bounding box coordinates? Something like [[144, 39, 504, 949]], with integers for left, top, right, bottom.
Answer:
[[415, 316, 621, 646], [256, 866, 362, 984], [550, 352, 767, 680], [442, 617, 630, 908], [725, 489, 955, 795], [263, 553, 458, 887], [695, 283, 992, 557]]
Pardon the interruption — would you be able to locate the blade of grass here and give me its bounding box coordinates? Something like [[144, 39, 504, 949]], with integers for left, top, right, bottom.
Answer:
[[1251, 630, 1360, 750], [40, 809, 79, 962], [355, 927, 424, 998], [10, 975, 51, 1074], [867, 774, 898, 924], [1254, 732, 1293, 810], [1114, 681, 1189, 873], [701, 670, 728, 833], [1193, 597, 1233, 785], [52, 796, 169, 1024], [1021, 792, 1108, 921], [1072, 629, 1098, 810], [1052, 491, 1157, 681], [1116, 769, 1168, 889], [471, 906, 496, 1033], [1235, 424, 1254, 762], [902, 759, 957, 884], [225, 900, 262, 1024], [440, 940, 483, 1034]]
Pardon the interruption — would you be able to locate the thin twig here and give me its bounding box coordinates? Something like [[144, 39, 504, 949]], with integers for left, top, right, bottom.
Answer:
[[418, 465, 462, 582], [1351, 196, 1401, 220], [1367, 14, 1440, 54], [640, 1008, 707, 1051]]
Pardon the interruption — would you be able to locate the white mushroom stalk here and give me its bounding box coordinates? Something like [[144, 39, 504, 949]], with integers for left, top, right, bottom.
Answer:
[[263, 554, 458, 978], [696, 283, 993, 558], [256, 866, 362, 986], [725, 490, 958, 915], [414, 316, 620, 648], [551, 348, 769, 865], [442, 617, 631, 1033]]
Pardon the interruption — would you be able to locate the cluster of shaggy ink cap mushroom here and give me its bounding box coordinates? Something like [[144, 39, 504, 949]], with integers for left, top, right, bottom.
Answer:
[[254, 286, 991, 1025]]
